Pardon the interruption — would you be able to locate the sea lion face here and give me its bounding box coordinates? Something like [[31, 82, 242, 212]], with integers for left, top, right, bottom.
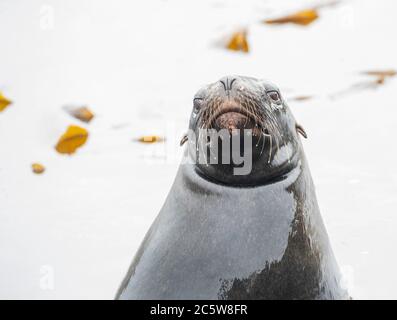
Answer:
[[185, 75, 304, 186]]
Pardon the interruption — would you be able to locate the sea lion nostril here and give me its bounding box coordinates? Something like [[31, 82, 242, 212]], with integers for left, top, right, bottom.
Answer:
[[220, 77, 237, 91], [229, 78, 236, 90], [220, 80, 227, 91]]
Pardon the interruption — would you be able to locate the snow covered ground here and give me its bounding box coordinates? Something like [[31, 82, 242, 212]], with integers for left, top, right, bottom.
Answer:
[[0, 0, 396, 299]]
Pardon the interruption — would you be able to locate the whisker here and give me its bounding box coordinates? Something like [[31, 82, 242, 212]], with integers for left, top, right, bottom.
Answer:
[[260, 131, 268, 156], [268, 135, 273, 163]]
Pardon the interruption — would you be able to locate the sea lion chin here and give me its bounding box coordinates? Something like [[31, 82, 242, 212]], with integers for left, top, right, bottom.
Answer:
[[116, 75, 349, 300]]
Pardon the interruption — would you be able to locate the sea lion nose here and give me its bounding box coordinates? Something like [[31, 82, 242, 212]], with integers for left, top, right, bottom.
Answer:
[[219, 77, 237, 92]]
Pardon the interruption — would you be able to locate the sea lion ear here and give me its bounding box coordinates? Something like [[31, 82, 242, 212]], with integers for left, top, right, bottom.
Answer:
[[180, 134, 188, 146], [296, 124, 308, 139]]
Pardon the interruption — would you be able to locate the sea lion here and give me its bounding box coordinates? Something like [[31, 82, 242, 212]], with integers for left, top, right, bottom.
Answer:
[[116, 75, 348, 300]]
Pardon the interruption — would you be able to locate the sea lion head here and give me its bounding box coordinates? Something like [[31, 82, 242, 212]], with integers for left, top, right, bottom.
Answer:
[[182, 75, 307, 186]]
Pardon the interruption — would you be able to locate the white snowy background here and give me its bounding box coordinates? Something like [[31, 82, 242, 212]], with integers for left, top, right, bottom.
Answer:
[[0, 0, 396, 299]]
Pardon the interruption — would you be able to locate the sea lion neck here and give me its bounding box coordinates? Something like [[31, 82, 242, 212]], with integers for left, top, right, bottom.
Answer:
[[181, 158, 302, 191], [194, 156, 301, 188]]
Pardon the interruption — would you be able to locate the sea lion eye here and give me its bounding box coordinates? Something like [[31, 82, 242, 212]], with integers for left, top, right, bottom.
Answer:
[[193, 98, 203, 113], [268, 91, 281, 102]]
